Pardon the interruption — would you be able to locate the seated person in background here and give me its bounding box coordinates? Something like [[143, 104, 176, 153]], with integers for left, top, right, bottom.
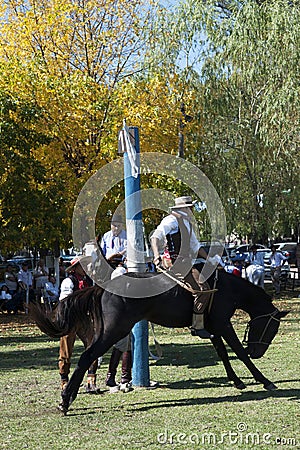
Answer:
[[0, 284, 23, 314], [245, 245, 265, 288], [0, 285, 12, 313], [4, 264, 18, 296], [44, 275, 59, 305]]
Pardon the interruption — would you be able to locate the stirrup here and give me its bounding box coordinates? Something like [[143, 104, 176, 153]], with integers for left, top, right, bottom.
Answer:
[[191, 328, 214, 339]]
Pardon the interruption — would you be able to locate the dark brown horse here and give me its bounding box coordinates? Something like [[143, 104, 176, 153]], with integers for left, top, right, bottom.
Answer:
[[31, 268, 288, 414]]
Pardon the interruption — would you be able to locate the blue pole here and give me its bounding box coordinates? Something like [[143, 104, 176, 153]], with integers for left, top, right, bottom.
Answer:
[[123, 126, 150, 387]]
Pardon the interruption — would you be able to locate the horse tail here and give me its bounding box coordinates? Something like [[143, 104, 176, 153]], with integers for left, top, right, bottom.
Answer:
[[30, 301, 69, 338], [30, 286, 103, 339]]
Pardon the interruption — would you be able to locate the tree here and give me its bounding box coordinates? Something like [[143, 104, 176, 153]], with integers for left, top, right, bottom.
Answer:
[[150, 0, 300, 241], [0, 92, 69, 254], [0, 0, 161, 177]]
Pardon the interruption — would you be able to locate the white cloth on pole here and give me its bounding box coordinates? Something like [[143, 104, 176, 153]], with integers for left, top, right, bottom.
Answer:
[[119, 120, 139, 178]]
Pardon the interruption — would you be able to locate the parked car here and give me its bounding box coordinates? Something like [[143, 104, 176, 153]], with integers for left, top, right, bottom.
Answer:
[[230, 244, 267, 263], [272, 242, 297, 265], [198, 242, 232, 264], [6, 257, 35, 272]]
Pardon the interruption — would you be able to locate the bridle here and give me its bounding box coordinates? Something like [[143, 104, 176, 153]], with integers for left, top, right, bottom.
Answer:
[[243, 309, 280, 346]]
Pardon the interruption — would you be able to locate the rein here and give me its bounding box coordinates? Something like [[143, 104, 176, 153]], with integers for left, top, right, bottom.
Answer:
[[156, 265, 219, 297], [243, 308, 280, 346]]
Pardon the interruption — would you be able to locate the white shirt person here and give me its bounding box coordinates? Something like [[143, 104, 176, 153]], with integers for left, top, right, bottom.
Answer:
[[245, 245, 265, 288], [100, 215, 127, 262]]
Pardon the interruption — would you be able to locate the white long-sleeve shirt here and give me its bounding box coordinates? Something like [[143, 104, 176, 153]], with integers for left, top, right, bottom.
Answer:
[[59, 277, 75, 300], [100, 229, 127, 258], [269, 252, 286, 268], [151, 211, 202, 256], [17, 269, 33, 288], [245, 251, 265, 267]]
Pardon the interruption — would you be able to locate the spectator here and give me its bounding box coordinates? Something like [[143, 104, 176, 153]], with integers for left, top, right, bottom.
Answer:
[[17, 261, 35, 304], [245, 245, 265, 288], [296, 242, 300, 278], [34, 258, 49, 295], [1, 285, 12, 301], [43, 275, 59, 306], [224, 261, 242, 277], [100, 214, 127, 266], [4, 264, 18, 296], [0, 285, 13, 313], [268, 245, 287, 295], [58, 257, 66, 285], [1, 284, 23, 314]]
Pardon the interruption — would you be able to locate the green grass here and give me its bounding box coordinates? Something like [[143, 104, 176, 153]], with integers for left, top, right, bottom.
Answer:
[[0, 292, 299, 450]]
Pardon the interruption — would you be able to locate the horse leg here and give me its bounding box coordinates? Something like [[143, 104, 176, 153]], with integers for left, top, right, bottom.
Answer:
[[59, 339, 113, 414], [85, 359, 100, 394], [59, 349, 95, 414], [59, 324, 135, 414], [77, 320, 101, 394], [211, 336, 246, 389], [222, 324, 277, 390]]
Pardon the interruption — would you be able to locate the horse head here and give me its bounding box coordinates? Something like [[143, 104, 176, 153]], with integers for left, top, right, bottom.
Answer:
[[244, 309, 289, 359]]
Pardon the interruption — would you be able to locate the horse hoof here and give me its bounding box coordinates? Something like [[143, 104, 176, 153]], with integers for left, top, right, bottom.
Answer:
[[85, 382, 101, 394], [264, 382, 278, 391], [235, 382, 246, 390], [85, 386, 102, 394], [57, 402, 68, 415]]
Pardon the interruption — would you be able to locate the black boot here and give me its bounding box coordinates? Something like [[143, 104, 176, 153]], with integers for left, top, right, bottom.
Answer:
[[191, 328, 214, 339], [120, 350, 133, 392], [191, 313, 214, 339], [106, 347, 122, 388]]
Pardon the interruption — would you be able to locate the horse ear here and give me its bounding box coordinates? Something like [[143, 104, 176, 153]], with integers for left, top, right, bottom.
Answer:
[[276, 310, 290, 319]]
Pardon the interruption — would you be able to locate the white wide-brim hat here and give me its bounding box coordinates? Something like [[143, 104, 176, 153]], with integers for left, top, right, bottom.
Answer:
[[65, 255, 90, 273], [170, 196, 197, 209]]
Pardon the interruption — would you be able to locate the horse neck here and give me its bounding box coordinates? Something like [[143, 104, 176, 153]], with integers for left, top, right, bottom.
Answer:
[[239, 282, 276, 320]]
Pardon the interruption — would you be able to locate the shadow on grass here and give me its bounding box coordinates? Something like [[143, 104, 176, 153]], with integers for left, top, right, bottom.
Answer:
[[129, 387, 300, 412], [0, 339, 223, 372], [151, 342, 223, 369], [64, 384, 300, 417], [0, 338, 85, 371], [163, 376, 300, 392]]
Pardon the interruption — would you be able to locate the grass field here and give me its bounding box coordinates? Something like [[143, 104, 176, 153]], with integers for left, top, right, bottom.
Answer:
[[0, 290, 299, 450]]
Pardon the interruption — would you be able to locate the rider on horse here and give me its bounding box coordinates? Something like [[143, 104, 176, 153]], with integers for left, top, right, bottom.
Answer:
[[150, 196, 217, 339]]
